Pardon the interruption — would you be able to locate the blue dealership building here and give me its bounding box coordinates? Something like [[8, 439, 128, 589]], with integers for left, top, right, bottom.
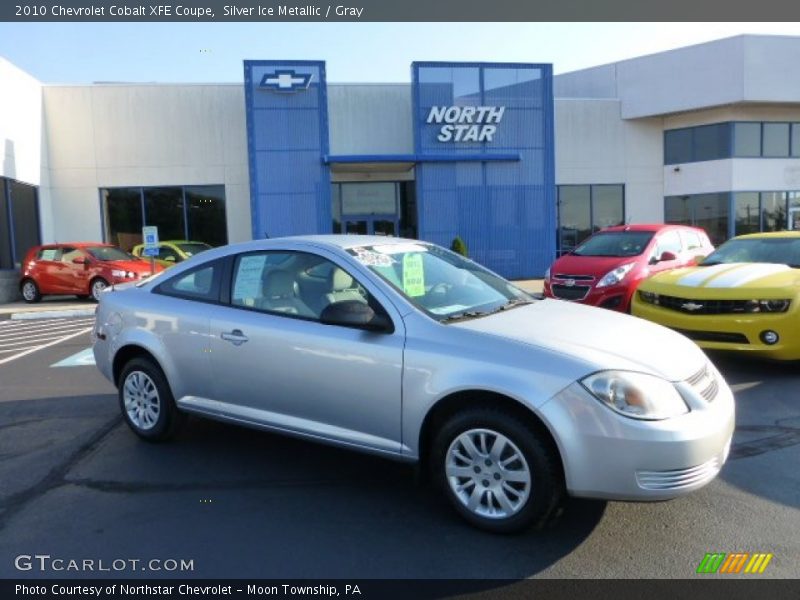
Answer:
[[244, 60, 556, 279]]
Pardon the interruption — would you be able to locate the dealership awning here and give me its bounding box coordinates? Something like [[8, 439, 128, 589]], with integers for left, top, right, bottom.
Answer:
[[323, 153, 521, 173]]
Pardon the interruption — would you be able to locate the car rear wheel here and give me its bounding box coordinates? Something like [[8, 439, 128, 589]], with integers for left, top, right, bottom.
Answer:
[[90, 278, 109, 302], [20, 279, 42, 303], [118, 357, 183, 442], [431, 408, 563, 533]]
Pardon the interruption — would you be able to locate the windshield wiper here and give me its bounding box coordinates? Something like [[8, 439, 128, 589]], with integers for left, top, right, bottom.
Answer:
[[440, 310, 491, 323], [490, 298, 533, 313]]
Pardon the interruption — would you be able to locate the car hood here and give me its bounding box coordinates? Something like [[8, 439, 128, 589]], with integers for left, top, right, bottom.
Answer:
[[639, 262, 800, 296], [551, 254, 641, 277], [452, 299, 707, 382]]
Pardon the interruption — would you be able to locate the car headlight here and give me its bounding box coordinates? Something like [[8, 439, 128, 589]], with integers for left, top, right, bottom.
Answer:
[[743, 299, 791, 313], [580, 370, 690, 420], [596, 263, 635, 288], [544, 267, 550, 282], [638, 290, 660, 305]]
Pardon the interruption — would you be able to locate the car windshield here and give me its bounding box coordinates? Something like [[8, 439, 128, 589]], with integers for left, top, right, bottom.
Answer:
[[85, 246, 136, 261], [571, 231, 655, 257], [700, 237, 800, 268], [176, 242, 212, 257], [347, 243, 534, 322]]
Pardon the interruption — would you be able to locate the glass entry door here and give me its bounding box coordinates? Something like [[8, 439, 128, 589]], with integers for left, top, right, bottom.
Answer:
[[790, 207, 800, 231], [344, 216, 398, 236]]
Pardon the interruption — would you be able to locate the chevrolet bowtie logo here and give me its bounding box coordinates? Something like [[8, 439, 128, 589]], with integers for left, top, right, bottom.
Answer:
[[682, 302, 704, 312], [259, 70, 312, 92]]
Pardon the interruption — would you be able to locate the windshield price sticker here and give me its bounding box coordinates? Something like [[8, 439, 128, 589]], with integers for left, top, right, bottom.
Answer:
[[233, 254, 267, 301], [353, 248, 395, 267], [403, 253, 426, 297]]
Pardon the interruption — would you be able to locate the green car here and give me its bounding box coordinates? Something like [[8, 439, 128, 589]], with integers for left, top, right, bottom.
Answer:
[[131, 240, 213, 268]]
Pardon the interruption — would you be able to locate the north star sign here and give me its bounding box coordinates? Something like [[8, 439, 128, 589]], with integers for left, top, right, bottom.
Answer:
[[426, 105, 506, 142]]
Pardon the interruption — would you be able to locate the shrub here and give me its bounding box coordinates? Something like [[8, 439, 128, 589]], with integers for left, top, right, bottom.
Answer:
[[451, 236, 468, 257]]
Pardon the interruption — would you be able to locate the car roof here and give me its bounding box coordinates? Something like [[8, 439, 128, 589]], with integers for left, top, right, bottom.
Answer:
[[36, 242, 113, 248], [597, 224, 705, 233], [732, 231, 800, 240], [222, 235, 426, 253]]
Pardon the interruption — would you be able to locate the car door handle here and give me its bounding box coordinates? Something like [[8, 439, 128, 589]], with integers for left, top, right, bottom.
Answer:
[[220, 329, 248, 346]]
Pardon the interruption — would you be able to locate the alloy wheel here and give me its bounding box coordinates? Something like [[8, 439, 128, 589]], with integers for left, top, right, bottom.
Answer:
[[122, 371, 161, 431], [445, 428, 532, 519]]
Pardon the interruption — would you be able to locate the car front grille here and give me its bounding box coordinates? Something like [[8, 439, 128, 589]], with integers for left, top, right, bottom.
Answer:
[[672, 328, 750, 345], [638, 292, 787, 315], [553, 274, 596, 282], [636, 456, 721, 491], [551, 284, 590, 301]]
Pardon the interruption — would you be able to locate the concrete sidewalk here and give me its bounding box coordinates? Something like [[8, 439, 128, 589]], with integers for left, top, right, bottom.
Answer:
[[0, 297, 97, 320], [0, 280, 545, 321]]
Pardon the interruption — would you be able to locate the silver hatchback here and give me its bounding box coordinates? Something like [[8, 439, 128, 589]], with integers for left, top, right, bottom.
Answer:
[[93, 236, 734, 533]]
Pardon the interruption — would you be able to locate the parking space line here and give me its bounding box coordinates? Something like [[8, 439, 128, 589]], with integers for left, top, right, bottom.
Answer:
[[0, 327, 93, 366], [0, 317, 95, 330], [0, 322, 95, 340]]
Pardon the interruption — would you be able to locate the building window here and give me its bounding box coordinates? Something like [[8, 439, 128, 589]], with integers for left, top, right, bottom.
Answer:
[[732, 123, 761, 157], [331, 182, 416, 239], [664, 193, 730, 245], [668, 190, 800, 242], [665, 121, 800, 164], [557, 184, 624, 254], [664, 124, 730, 164], [102, 185, 227, 252], [0, 178, 41, 270]]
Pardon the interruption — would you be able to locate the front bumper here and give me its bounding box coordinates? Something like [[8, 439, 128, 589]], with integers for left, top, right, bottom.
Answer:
[[631, 298, 800, 360], [543, 280, 633, 312], [538, 370, 735, 501]]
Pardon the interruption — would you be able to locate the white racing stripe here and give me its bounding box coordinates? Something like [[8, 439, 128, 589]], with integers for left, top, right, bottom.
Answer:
[[705, 263, 791, 288], [676, 263, 744, 287]]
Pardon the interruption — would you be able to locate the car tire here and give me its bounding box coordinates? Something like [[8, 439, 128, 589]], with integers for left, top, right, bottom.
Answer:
[[118, 357, 183, 442], [90, 278, 109, 302], [430, 407, 563, 534], [20, 279, 42, 303]]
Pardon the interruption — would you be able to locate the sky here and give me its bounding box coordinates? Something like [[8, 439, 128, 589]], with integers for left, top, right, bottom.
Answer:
[[1, 22, 799, 84]]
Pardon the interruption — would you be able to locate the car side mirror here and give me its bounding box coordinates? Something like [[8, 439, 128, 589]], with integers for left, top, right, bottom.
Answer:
[[72, 257, 87, 265], [650, 250, 678, 265], [320, 300, 392, 332]]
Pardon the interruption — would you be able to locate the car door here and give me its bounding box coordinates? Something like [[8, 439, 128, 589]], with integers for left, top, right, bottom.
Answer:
[[33, 247, 64, 293], [207, 248, 405, 455], [57, 247, 92, 293]]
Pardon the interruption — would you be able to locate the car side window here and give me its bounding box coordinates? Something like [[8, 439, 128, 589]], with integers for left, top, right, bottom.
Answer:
[[681, 230, 703, 251], [60, 247, 82, 263], [230, 250, 381, 323], [155, 260, 223, 303], [655, 231, 682, 257], [37, 248, 62, 261], [158, 246, 181, 262]]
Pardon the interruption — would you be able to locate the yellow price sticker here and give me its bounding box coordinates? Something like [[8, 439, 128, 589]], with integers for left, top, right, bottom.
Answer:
[[403, 254, 426, 297]]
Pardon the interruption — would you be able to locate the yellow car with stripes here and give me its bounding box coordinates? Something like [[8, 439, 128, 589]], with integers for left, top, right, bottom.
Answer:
[[632, 232, 800, 360]]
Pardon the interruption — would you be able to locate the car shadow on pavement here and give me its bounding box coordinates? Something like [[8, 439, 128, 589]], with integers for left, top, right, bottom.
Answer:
[[707, 351, 800, 511], [0, 394, 606, 581]]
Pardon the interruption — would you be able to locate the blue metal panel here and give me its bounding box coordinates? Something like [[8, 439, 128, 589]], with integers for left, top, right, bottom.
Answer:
[[412, 62, 556, 279], [244, 60, 331, 239]]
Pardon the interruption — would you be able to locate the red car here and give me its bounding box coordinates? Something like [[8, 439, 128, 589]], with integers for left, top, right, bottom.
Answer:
[[19, 243, 163, 303], [544, 224, 714, 312]]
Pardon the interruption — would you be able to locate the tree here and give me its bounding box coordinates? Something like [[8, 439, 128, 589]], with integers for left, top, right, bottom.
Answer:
[[451, 236, 468, 257]]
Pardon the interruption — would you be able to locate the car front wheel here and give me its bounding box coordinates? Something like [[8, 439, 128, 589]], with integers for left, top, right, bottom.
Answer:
[[118, 357, 183, 442], [431, 408, 563, 533], [90, 278, 109, 302], [20, 279, 42, 303]]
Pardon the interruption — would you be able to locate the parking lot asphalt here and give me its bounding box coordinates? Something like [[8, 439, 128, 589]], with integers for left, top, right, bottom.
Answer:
[[0, 318, 797, 582]]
